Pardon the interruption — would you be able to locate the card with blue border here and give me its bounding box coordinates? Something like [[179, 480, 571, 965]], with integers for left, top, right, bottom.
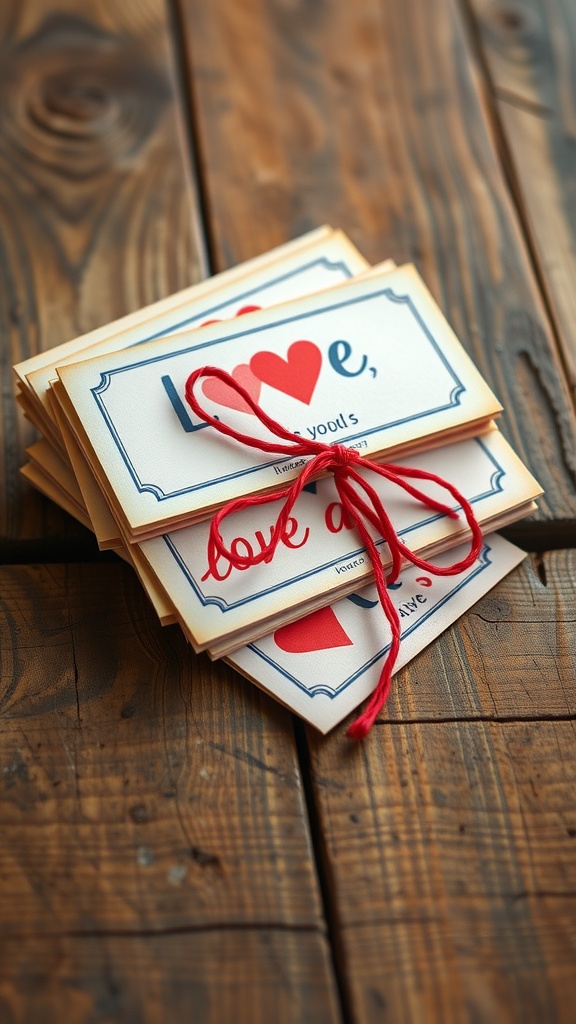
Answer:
[[227, 533, 527, 733], [55, 264, 503, 540], [20, 227, 368, 445], [41, 230, 371, 547], [136, 431, 540, 655]]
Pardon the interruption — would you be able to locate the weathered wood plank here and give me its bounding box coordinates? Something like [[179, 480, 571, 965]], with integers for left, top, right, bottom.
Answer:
[[178, 0, 576, 539], [0, 0, 206, 548], [306, 549, 576, 1021], [0, 931, 341, 1024], [0, 563, 327, 939], [377, 550, 576, 722], [308, 719, 576, 1023], [465, 0, 576, 402]]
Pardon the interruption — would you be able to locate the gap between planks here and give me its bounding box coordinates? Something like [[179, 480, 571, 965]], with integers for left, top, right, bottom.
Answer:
[[457, 0, 576, 416], [165, 0, 213, 277]]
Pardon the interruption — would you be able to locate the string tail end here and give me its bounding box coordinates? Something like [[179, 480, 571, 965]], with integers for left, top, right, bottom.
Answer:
[[346, 683, 391, 740], [346, 717, 374, 741]]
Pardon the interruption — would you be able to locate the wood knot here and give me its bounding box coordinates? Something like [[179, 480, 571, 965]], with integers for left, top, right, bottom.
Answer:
[[498, 8, 524, 31], [29, 74, 115, 138], [44, 76, 110, 122], [0, 14, 171, 176], [483, 3, 542, 67], [487, 2, 542, 43]]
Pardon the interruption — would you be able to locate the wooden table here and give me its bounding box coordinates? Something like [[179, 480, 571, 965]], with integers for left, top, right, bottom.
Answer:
[[1, 1, 575, 1020]]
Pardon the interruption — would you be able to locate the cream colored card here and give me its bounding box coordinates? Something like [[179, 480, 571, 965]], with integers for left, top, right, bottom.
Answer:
[[26, 439, 85, 508], [49, 385, 124, 549], [22, 228, 368, 440], [43, 232, 370, 546], [227, 533, 527, 732], [56, 265, 503, 540], [136, 431, 540, 654], [14, 225, 333, 386]]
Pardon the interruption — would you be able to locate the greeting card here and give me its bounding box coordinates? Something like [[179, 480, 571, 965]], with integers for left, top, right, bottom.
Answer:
[[228, 533, 526, 732], [15, 227, 368, 448], [37, 230, 371, 547], [12, 227, 542, 737], [55, 265, 503, 540], [136, 431, 539, 655]]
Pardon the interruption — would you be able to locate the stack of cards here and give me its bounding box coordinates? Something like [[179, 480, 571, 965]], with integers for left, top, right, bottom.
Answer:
[[14, 227, 541, 732]]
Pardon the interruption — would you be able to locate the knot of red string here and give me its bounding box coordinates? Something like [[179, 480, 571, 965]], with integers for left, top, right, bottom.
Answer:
[[185, 366, 483, 739]]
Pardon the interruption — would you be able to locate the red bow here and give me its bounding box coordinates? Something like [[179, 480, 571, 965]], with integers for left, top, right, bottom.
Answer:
[[186, 366, 482, 738]]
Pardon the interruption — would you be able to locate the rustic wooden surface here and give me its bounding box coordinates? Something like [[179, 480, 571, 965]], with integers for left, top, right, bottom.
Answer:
[[468, 0, 576, 401], [0, 933, 340, 1024], [0, 563, 341, 1021], [306, 550, 576, 1021], [1, 0, 575, 1022], [179, 0, 576, 542], [308, 717, 576, 1023], [0, 0, 205, 551]]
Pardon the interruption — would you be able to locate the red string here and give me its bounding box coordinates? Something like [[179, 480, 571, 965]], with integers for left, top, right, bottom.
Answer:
[[185, 366, 483, 739]]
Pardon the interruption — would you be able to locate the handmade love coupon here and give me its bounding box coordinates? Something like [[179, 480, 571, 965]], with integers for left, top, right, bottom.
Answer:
[[55, 264, 502, 540], [17, 228, 370, 547], [228, 533, 526, 732], [13, 227, 542, 736], [136, 431, 539, 655], [16, 227, 368, 454]]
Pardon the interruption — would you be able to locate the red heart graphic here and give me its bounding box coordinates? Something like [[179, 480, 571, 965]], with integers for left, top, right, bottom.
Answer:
[[250, 340, 322, 405], [274, 606, 353, 654], [201, 364, 261, 416]]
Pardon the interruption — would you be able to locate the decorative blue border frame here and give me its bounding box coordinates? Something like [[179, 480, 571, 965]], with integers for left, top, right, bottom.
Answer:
[[163, 437, 503, 612], [243, 542, 493, 700], [91, 283, 466, 501], [126, 257, 355, 347]]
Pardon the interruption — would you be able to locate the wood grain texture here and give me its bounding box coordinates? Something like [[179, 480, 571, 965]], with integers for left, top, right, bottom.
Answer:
[[466, 0, 576, 401], [178, 0, 576, 538], [0, 0, 206, 547], [308, 722, 576, 1022], [0, 932, 340, 1024], [305, 549, 576, 1021], [2, 1, 576, 1019], [369, 549, 576, 723], [0, 563, 328, 940]]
